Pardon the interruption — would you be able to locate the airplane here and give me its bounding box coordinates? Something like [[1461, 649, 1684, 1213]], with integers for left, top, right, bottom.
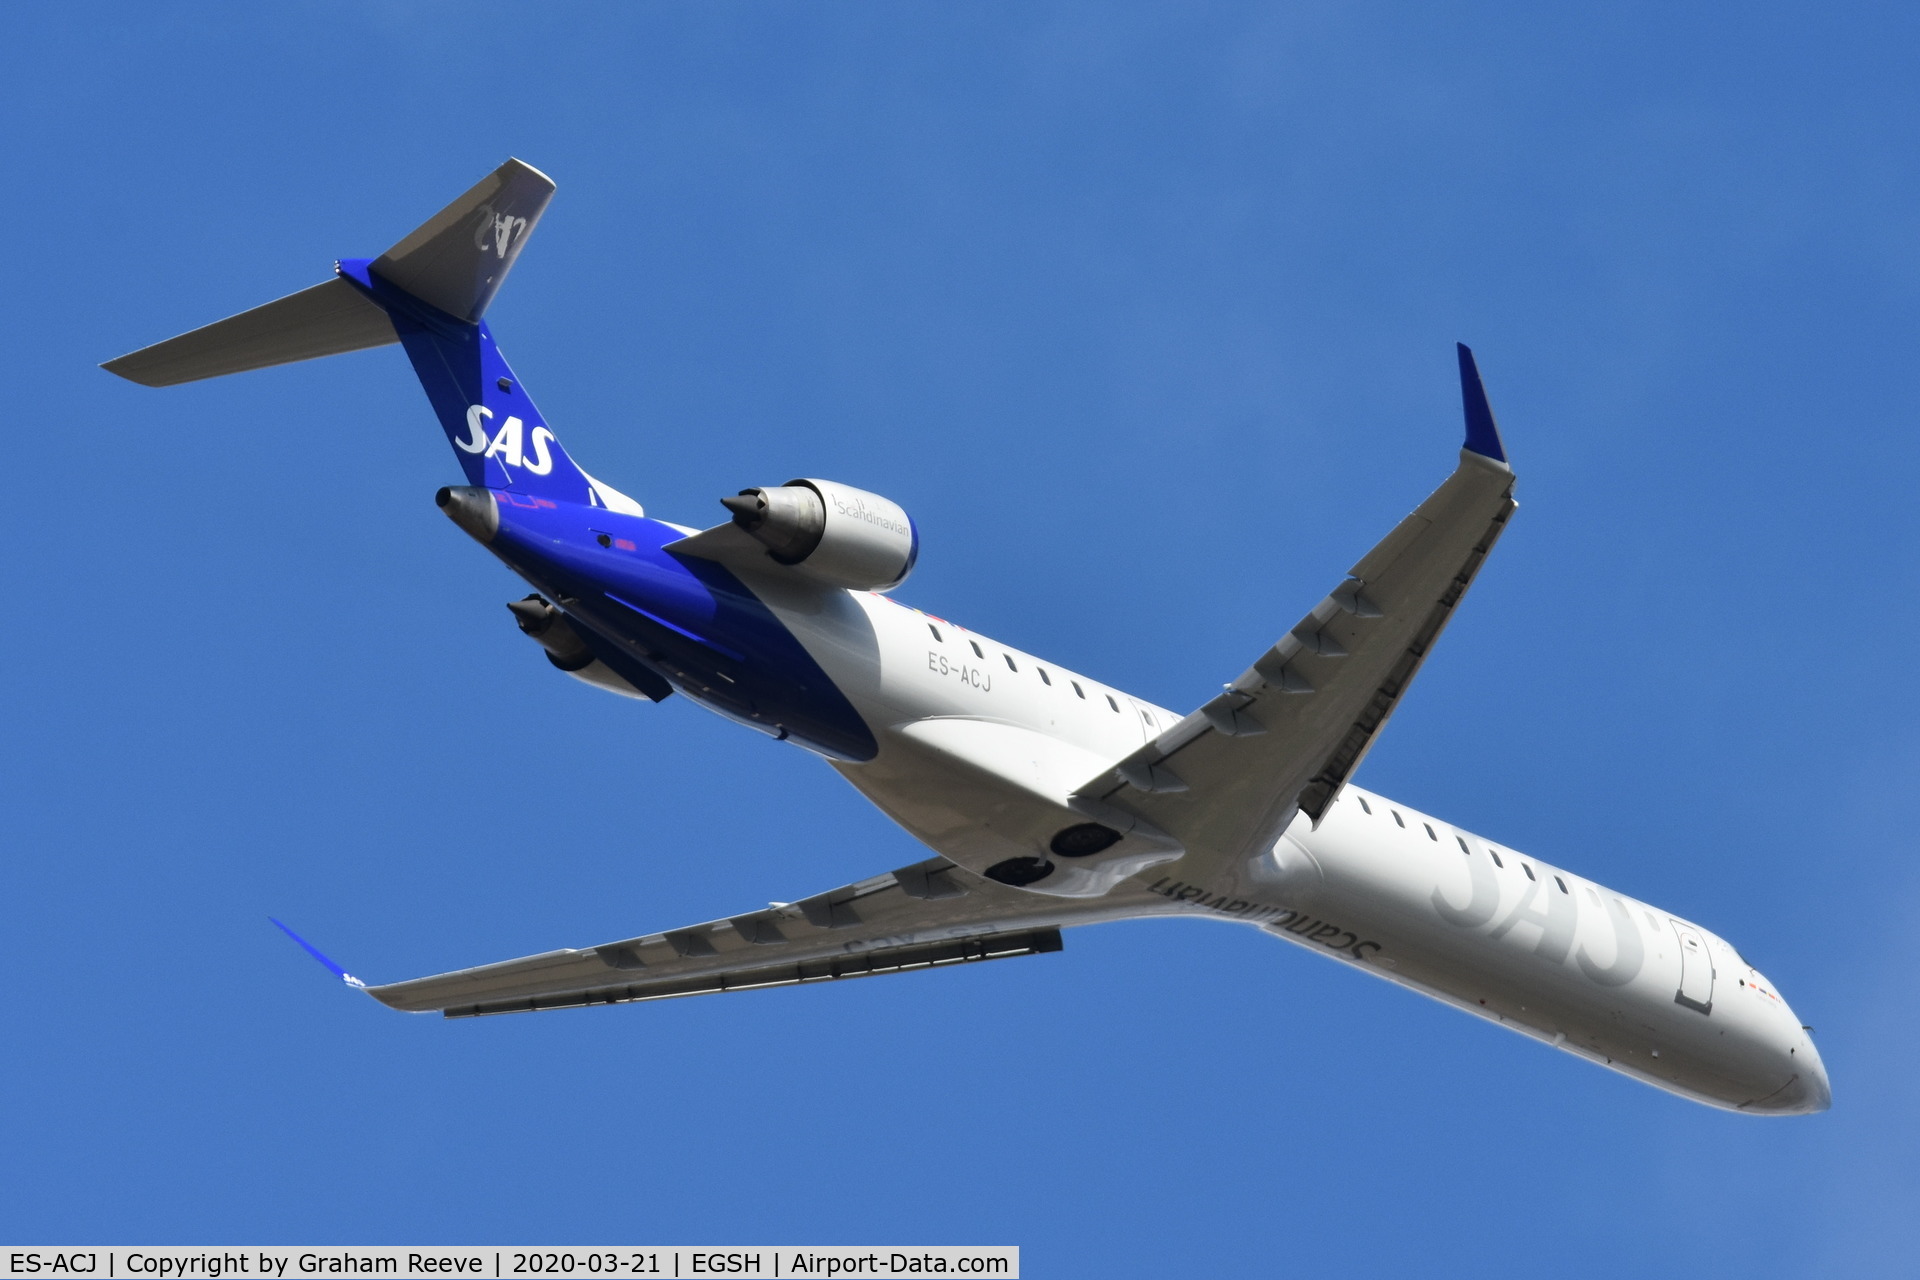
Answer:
[[103, 158, 1828, 1115]]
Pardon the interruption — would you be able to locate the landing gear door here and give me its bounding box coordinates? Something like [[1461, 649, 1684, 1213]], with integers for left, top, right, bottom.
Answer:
[[1670, 919, 1715, 1014]]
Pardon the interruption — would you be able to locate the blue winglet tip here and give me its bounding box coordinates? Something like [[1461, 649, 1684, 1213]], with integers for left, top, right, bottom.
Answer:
[[1456, 343, 1509, 465], [269, 917, 367, 989]]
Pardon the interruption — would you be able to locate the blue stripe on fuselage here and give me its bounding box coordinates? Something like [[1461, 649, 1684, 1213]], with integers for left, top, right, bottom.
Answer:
[[480, 491, 877, 761]]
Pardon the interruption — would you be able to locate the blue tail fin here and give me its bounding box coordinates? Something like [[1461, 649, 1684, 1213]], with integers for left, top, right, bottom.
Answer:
[[333, 255, 636, 511], [337, 160, 640, 512], [103, 158, 643, 514]]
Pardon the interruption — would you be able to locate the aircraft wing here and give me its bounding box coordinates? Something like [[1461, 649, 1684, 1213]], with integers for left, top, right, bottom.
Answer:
[[1074, 347, 1518, 868], [366, 857, 1154, 1017]]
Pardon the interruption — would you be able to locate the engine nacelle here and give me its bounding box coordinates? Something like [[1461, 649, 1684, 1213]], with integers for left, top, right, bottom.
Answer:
[[720, 478, 918, 591], [506, 595, 660, 701]]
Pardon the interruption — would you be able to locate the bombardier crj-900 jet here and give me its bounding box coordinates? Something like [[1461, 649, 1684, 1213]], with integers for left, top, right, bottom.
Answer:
[[105, 159, 1827, 1114]]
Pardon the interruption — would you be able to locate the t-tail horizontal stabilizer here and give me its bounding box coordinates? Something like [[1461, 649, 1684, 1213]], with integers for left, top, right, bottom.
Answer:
[[101, 159, 643, 513], [101, 159, 553, 387], [269, 917, 368, 991], [100, 278, 399, 387]]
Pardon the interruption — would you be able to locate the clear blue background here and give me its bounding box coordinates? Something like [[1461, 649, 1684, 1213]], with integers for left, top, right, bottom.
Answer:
[[3, 2, 1913, 1273]]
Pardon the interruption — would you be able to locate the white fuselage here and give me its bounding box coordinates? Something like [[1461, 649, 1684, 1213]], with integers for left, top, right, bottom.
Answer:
[[731, 576, 1828, 1114]]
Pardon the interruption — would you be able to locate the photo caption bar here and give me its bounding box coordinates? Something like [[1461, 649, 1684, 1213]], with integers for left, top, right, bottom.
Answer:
[[2, 1250, 1016, 1280]]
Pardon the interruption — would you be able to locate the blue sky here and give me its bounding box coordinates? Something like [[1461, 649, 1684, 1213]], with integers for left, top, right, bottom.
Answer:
[[4, 1, 1916, 1273]]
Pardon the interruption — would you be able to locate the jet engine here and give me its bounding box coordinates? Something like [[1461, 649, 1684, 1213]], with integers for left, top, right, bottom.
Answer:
[[507, 594, 665, 700], [721, 479, 918, 591]]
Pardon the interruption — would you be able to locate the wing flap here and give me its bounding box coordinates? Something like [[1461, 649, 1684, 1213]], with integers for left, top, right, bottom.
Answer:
[[1292, 491, 1515, 822], [1077, 450, 1516, 865], [364, 857, 1159, 1017], [437, 929, 1064, 1019]]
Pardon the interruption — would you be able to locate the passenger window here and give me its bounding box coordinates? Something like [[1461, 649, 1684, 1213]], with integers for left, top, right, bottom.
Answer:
[[1585, 887, 1601, 906], [1357, 796, 1372, 815], [1038, 667, 1052, 686], [1106, 694, 1120, 712], [928, 623, 943, 642], [1554, 876, 1568, 894], [1456, 836, 1470, 854], [1489, 850, 1504, 868], [1072, 681, 1085, 698], [1521, 864, 1536, 881], [1392, 811, 1405, 828], [1423, 823, 1438, 841], [969, 640, 984, 659], [1004, 654, 1018, 672]]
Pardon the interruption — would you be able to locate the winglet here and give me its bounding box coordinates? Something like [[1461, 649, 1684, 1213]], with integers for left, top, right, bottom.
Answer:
[[1456, 343, 1509, 466], [269, 917, 368, 989]]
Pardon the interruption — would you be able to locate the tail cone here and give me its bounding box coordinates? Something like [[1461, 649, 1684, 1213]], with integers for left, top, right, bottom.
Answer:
[[436, 485, 499, 543]]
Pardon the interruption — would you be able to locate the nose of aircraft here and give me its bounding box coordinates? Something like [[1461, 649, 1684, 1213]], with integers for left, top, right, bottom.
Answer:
[[1755, 1057, 1831, 1114], [1749, 1023, 1831, 1115], [1804, 1051, 1833, 1112]]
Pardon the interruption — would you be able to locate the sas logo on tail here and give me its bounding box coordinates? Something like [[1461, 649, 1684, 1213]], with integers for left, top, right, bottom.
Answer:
[[459, 405, 556, 475], [472, 205, 529, 260]]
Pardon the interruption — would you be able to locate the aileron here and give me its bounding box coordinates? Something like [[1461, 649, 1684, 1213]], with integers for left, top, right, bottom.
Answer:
[[362, 856, 1140, 1017]]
